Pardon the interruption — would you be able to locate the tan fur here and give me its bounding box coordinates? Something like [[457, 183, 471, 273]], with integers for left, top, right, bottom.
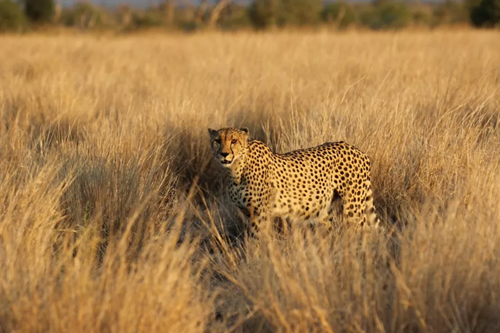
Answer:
[[209, 127, 380, 235]]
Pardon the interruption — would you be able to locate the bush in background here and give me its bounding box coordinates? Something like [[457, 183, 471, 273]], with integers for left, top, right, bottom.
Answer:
[[219, 4, 252, 30], [0, 0, 497, 33], [363, 1, 412, 30], [23, 0, 54, 23], [278, 0, 322, 26], [0, 0, 26, 32], [470, 0, 500, 27], [131, 9, 165, 29], [321, 1, 357, 29], [250, 0, 322, 29], [411, 6, 433, 26], [432, 0, 469, 26], [61, 2, 111, 29], [249, 0, 280, 29]]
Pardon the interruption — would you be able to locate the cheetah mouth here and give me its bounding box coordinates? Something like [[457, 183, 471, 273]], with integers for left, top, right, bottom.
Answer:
[[220, 160, 233, 165]]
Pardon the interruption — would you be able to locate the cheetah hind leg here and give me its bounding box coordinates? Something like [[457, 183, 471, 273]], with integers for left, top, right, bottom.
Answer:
[[342, 193, 366, 229], [364, 183, 381, 230], [315, 205, 338, 234]]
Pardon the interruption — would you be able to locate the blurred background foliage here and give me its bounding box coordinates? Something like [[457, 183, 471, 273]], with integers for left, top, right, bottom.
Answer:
[[0, 0, 498, 33]]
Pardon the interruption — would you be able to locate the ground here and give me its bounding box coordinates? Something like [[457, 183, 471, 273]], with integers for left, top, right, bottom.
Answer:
[[0, 31, 499, 332]]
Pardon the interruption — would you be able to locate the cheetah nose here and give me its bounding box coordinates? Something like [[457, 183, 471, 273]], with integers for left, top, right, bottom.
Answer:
[[220, 152, 229, 158]]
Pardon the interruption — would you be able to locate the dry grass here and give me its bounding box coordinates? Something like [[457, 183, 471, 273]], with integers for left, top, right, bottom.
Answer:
[[1, 30, 500, 332]]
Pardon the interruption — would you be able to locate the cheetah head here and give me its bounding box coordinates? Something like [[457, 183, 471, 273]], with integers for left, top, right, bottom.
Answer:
[[208, 127, 250, 167]]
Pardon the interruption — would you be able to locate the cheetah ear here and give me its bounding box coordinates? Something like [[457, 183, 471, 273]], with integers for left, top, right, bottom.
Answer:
[[208, 128, 218, 138], [240, 127, 250, 137]]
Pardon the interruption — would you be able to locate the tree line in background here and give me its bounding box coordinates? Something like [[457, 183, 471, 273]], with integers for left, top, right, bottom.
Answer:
[[0, 0, 499, 32]]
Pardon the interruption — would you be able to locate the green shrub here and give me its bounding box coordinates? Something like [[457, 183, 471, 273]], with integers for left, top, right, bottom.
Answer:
[[249, 0, 279, 29], [470, 0, 500, 27], [321, 2, 357, 29], [359, 5, 377, 27], [432, 0, 468, 25], [61, 2, 110, 29], [278, 0, 322, 26], [0, 0, 26, 31], [131, 10, 164, 29], [465, 0, 482, 13], [412, 8, 432, 26], [23, 0, 54, 23], [219, 4, 252, 30], [363, 1, 412, 29], [379, 2, 411, 28], [250, 0, 321, 29]]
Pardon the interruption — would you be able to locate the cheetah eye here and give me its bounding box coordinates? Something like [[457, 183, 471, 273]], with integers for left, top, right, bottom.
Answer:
[[231, 139, 238, 144], [214, 139, 221, 145]]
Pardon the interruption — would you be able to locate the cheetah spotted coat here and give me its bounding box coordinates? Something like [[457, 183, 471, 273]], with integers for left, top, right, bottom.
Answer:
[[209, 127, 379, 235]]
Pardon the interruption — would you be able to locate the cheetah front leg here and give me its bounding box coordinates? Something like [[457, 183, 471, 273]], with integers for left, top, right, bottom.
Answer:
[[249, 214, 272, 238], [246, 201, 272, 240], [244, 214, 270, 258], [244, 187, 275, 239]]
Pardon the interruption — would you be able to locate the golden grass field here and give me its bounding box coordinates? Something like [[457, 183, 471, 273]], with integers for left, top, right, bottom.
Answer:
[[1, 30, 500, 332]]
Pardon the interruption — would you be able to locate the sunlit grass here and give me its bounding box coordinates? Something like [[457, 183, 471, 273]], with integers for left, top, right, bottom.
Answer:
[[0, 30, 499, 332]]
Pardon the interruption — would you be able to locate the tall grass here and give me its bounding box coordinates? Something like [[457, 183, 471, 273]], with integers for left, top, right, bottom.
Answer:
[[0, 30, 499, 332]]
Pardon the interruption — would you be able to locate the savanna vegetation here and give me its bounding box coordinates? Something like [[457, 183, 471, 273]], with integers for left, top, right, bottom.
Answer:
[[0, 0, 499, 33], [1, 31, 500, 332]]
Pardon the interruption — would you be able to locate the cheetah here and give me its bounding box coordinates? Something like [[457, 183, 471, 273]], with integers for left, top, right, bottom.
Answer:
[[208, 127, 380, 236]]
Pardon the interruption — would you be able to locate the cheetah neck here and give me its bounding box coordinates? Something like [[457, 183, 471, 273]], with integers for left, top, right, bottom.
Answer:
[[225, 156, 247, 185]]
